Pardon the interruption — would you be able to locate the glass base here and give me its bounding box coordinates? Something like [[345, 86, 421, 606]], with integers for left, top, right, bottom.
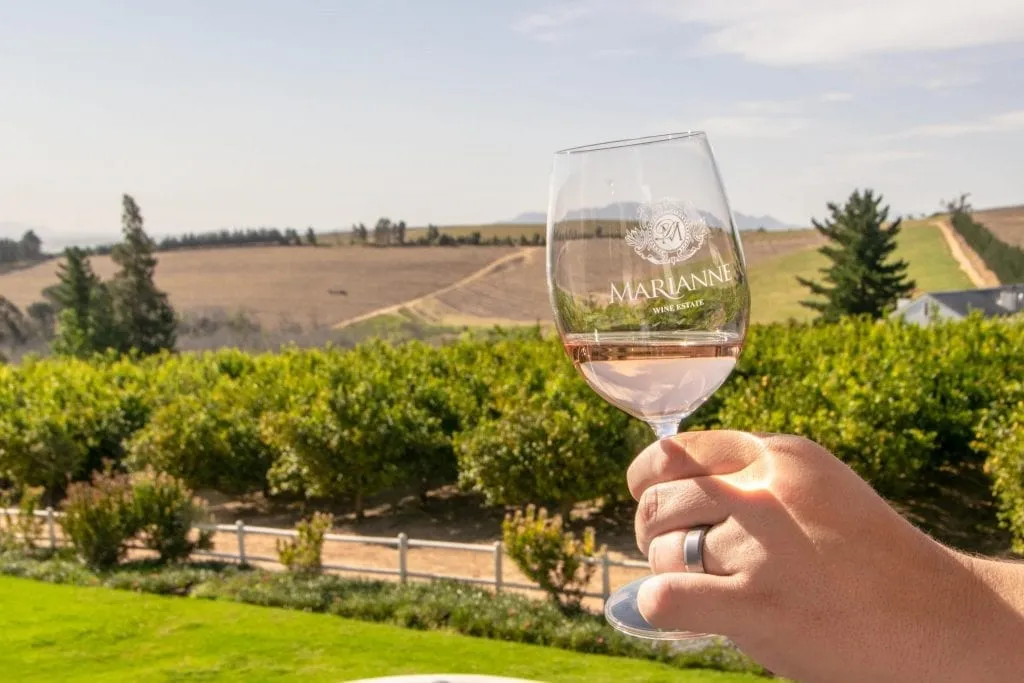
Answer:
[[604, 576, 709, 641]]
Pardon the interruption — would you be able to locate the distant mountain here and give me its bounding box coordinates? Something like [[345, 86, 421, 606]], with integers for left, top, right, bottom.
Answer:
[[507, 211, 547, 224], [732, 212, 793, 231], [506, 205, 795, 230]]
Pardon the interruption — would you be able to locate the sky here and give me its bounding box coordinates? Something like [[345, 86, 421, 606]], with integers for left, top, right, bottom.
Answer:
[[1, 0, 1023, 248]]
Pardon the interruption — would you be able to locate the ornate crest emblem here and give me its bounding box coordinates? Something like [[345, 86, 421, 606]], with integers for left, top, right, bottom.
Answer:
[[625, 199, 709, 265]]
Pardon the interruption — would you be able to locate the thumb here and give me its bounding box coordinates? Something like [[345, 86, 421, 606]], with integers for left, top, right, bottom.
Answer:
[[637, 572, 742, 636]]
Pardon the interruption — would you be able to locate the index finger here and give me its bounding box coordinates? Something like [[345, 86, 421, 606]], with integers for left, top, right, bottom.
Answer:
[[627, 430, 764, 500]]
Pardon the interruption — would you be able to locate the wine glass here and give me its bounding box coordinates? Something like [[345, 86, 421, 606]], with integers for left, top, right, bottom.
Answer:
[[545, 131, 750, 640]]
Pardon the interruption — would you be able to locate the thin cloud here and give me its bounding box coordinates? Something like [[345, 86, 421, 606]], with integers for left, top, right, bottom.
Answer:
[[513, 3, 596, 43], [923, 73, 982, 90], [592, 47, 638, 58], [821, 91, 854, 103], [901, 109, 1024, 138], [640, 0, 1024, 66]]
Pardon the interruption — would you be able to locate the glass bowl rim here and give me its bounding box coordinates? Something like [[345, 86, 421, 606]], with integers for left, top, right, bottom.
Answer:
[[555, 131, 706, 155]]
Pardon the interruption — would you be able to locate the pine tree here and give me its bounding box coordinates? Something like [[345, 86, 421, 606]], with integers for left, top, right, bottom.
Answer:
[[797, 189, 915, 321], [305, 227, 317, 246], [52, 247, 111, 357], [53, 248, 99, 321], [110, 194, 177, 354]]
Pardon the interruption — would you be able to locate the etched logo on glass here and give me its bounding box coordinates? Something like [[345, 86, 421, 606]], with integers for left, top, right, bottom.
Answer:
[[625, 200, 709, 265]]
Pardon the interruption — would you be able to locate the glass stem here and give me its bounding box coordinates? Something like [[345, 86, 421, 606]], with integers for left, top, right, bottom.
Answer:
[[649, 419, 680, 441]]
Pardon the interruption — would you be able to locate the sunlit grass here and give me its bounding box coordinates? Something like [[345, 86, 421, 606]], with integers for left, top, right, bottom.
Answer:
[[0, 577, 762, 683], [748, 221, 973, 324], [897, 220, 974, 293]]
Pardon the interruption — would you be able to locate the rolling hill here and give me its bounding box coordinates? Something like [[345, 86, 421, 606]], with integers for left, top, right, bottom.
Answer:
[[974, 205, 1024, 248], [0, 218, 983, 348]]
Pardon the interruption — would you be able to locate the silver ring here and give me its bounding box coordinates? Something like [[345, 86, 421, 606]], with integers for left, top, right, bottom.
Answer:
[[683, 526, 709, 573]]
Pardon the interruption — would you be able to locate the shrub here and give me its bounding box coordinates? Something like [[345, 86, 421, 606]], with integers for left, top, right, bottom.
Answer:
[[714, 316, 1024, 494], [126, 378, 273, 495], [391, 342, 474, 499], [0, 359, 145, 498], [277, 512, 333, 575], [61, 470, 136, 569], [503, 505, 602, 610], [457, 369, 647, 511], [129, 468, 213, 563], [3, 317, 1024, 516], [976, 382, 1024, 554], [0, 548, 100, 586], [260, 345, 425, 518]]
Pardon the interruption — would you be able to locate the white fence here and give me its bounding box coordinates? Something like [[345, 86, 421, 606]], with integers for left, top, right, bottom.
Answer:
[[2, 508, 649, 602]]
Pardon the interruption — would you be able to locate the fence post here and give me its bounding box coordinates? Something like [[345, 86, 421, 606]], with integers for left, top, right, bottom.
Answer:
[[493, 541, 503, 593], [236, 520, 247, 566], [601, 550, 611, 601], [397, 533, 408, 584], [46, 507, 57, 550]]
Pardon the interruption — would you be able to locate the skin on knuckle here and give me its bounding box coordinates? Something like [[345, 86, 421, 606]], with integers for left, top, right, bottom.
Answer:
[[636, 485, 660, 550], [650, 445, 675, 484], [639, 483, 660, 528], [629, 444, 667, 499], [648, 534, 677, 574]]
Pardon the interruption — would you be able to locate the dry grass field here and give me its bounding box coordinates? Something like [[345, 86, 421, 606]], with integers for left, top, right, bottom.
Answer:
[[402, 228, 826, 327], [0, 245, 514, 328], [975, 205, 1024, 247], [1, 219, 980, 340]]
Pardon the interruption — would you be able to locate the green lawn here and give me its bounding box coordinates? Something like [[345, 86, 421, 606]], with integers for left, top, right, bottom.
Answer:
[[748, 247, 828, 324], [0, 577, 761, 683], [748, 221, 973, 324], [896, 220, 974, 293]]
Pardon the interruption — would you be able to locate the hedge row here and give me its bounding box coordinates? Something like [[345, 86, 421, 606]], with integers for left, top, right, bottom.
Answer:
[[949, 210, 1024, 284], [976, 382, 1024, 554], [1, 316, 1023, 541]]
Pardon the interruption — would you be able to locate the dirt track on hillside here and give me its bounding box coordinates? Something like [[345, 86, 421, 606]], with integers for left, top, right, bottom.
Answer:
[[410, 230, 826, 326], [933, 218, 1000, 287]]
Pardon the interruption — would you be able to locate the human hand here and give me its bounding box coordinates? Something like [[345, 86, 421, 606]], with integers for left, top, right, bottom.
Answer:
[[628, 431, 1017, 683]]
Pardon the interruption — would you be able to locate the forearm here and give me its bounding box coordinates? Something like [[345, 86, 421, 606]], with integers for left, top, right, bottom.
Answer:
[[944, 551, 1024, 681], [862, 536, 1024, 683], [965, 553, 1024, 628]]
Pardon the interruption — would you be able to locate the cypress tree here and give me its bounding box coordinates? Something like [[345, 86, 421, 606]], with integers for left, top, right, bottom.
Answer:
[[110, 194, 177, 354]]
